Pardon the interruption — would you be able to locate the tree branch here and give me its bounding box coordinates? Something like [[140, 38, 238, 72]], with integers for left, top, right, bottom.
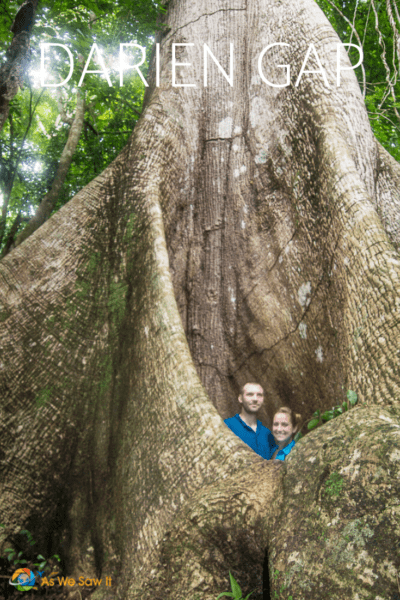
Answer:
[[13, 89, 86, 249]]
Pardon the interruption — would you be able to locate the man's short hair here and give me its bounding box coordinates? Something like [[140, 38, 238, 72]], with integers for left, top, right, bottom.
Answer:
[[239, 382, 264, 397]]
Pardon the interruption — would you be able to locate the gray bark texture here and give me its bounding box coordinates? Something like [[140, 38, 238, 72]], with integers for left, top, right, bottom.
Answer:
[[0, 0, 399, 599]]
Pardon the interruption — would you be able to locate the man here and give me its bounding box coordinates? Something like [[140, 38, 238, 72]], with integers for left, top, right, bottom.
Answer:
[[224, 382, 275, 459]]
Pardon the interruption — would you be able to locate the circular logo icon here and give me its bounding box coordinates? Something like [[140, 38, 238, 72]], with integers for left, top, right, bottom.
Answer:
[[9, 568, 36, 592]]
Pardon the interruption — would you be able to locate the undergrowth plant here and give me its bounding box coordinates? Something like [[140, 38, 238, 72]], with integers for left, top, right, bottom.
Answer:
[[216, 571, 254, 600], [294, 390, 358, 440], [1, 527, 61, 575]]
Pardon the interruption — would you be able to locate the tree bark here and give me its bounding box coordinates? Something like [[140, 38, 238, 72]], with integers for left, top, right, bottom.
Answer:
[[0, 113, 15, 248], [0, 0, 399, 599], [0, 0, 39, 133]]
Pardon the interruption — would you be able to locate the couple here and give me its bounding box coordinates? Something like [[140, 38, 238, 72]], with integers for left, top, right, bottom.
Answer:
[[224, 382, 301, 461]]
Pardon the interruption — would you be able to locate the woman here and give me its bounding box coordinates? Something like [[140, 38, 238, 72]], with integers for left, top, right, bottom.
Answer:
[[270, 406, 302, 460]]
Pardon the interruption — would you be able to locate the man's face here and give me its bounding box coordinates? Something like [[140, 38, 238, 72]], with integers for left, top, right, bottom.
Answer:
[[238, 383, 264, 414]]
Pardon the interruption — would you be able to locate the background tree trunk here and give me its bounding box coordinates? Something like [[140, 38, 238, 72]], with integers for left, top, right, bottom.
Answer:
[[0, 0, 399, 598], [12, 89, 86, 250], [0, 0, 39, 133]]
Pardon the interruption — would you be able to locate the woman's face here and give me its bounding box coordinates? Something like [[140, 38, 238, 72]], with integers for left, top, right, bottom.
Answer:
[[272, 412, 294, 447]]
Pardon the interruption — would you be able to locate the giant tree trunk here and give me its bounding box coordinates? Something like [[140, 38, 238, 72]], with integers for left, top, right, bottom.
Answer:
[[1, 0, 400, 599]]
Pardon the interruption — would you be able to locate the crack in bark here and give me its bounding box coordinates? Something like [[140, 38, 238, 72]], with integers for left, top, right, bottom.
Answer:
[[168, 7, 247, 38], [205, 137, 233, 142]]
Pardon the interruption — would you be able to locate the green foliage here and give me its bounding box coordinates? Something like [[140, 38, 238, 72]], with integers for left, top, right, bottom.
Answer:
[[4, 548, 28, 566], [314, 0, 400, 162], [1, 0, 399, 254], [0, 0, 160, 253], [2, 528, 61, 574], [216, 571, 255, 600], [34, 553, 61, 573], [324, 472, 344, 497], [307, 390, 358, 432]]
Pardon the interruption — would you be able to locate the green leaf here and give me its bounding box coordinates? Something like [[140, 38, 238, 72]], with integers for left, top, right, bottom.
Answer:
[[229, 572, 243, 600], [342, 401, 348, 412], [307, 418, 320, 430], [216, 594, 235, 599], [37, 554, 46, 560], [322, 410, 334, 421], [347, 390, 358, 406]]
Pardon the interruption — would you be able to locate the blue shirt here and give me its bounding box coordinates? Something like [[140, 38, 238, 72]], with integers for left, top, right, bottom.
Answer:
[[224, 414, 275, 459], [270, 439, 296, 461]]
